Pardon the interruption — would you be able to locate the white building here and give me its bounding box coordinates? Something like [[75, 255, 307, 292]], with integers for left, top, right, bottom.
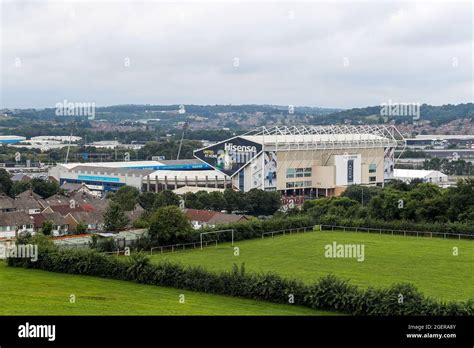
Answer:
[[393, 169, 448, 185]]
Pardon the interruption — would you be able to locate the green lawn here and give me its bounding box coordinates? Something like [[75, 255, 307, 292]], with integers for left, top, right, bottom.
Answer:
[[0, 262, 334, 316], [150, 231, 474, 301]]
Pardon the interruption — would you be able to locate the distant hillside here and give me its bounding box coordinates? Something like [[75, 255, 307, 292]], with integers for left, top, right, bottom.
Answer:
[[312, 103, 474, 126], [9, 104, 339, 121]]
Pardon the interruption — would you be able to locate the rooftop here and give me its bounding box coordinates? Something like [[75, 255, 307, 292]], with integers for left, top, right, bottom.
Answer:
[[393, 169, 448, 178], [240, 125, 405, 150]]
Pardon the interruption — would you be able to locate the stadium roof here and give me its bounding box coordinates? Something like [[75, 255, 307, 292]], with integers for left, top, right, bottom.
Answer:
[[241, 125, 405, 150]]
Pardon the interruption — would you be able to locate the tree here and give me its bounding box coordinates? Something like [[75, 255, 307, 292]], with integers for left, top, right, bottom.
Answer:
[[183, 192, 203, 209], [29, 178, 59, 198], [12, 181, 30, 197], [0, 169, 13, 197], [223, 189, 245, 212], [75, 223, 87, 234], [341, 185, 381, 205], [194, 191, 211, 209], [103, 202, 130, 232], [41, 221, 53, 236], [208, 191, 226, 211], [112, 185, 140, 211], [246, 189, 281, 216], [138, 192, 156, 211], [153, 190, 180, 209], [148, 206, 192, 245]]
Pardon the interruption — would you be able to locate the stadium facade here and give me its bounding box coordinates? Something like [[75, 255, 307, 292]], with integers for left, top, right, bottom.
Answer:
[[194, 125, 405, 197], [49, 125, 405, 197]]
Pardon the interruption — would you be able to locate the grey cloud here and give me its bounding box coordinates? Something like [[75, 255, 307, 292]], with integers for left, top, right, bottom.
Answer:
[[1, 1, 472, 109]]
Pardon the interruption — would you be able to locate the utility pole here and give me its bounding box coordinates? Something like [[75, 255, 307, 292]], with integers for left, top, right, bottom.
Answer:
[[176, 121, 188, 160], [65, 121, 75, 164]]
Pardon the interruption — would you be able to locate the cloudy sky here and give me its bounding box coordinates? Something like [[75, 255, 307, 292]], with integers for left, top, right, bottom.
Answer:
[[1, 0, 472, 109]]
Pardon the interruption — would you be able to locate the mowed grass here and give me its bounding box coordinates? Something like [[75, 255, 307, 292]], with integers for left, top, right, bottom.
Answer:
[[150, 231, 474, 302], [0, 262, 334, 316]]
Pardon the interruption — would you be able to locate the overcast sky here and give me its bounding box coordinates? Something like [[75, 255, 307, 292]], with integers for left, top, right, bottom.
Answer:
[[1, 0, 473, 109]]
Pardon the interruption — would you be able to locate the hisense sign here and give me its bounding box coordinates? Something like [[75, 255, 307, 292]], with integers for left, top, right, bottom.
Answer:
[[224, 143, 257, 153], [194, 137, 262, 177]]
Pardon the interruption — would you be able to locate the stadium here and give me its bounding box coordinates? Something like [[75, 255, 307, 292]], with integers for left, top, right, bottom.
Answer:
[[49, 125, 405, 197], [194, 125, 406, 197]]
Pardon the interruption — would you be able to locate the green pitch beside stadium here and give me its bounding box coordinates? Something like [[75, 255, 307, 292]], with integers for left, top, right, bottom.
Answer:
[[0, 262, 334, 315], [150, 231, 474, 302]]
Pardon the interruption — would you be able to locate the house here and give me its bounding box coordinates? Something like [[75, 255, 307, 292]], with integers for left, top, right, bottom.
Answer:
[[11, 173, 32, 182], [65, 211, 105, 232], [60, 182, 96, 196], [68, 191, 109, 212], [30, 212, 69, 236], [0, 194, 15, 213], [41, 203, 94, 216], [184, 208, 250, 229], [14, 190, 45, 214], [0, 211, 35, 238], [41, 194, 72, 208]]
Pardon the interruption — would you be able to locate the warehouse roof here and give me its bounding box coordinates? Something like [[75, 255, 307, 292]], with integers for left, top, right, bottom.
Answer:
[[393, 169, 448, 178]]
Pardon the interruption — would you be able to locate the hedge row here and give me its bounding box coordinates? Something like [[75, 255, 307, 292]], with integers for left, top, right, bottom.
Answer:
[[196, 215, 316, 242], [8, 248, 474, 316], [316, 215, 474, 235]]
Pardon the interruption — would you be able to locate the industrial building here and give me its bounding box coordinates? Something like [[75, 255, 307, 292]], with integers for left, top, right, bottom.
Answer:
[[393, 169, 449, 186], [0, 135, 26, 145], [49, 159, 229, 196]]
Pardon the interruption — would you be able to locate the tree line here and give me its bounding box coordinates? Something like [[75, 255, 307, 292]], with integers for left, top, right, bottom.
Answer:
[[303, 179, 474, 225], [0, 169, 60, 198]]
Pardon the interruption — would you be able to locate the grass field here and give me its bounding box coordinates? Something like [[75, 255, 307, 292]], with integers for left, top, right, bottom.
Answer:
[[150, 231, 474, 301], [0, 262, 335, 316]]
